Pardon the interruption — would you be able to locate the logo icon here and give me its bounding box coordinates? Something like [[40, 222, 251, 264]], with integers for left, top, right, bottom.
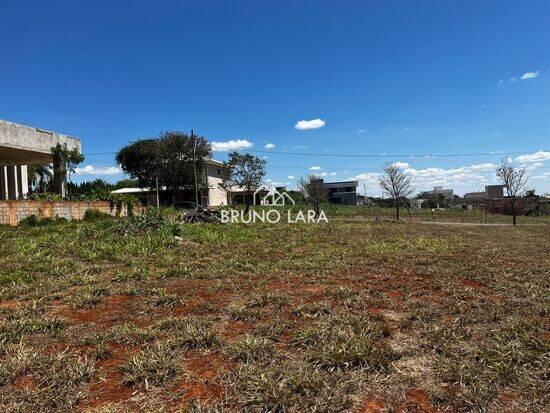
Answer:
[[254, 186, 295, 206]]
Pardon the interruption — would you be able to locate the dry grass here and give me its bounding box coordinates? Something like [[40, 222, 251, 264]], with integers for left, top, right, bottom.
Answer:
[[0, 207, 548, 411]]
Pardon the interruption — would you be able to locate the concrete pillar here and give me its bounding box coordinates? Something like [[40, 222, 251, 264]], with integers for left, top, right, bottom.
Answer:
[[19, 165, 29, 198], [0, 166, 7, 200], [14, 166, 20, 199]]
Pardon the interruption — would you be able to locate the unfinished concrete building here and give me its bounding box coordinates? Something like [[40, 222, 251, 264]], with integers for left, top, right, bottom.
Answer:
[[0, 120, 81, 199]]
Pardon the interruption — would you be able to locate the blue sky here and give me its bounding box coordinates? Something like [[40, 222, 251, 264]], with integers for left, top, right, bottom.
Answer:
[[1, 0, 549, 195]]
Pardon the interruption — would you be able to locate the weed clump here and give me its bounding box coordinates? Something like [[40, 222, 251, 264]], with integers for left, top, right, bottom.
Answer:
[[226, 334, 276, 363], [83, 209, 113, 222], [114, 209, 181, 236], [154, 316, 220, 349], [293, 314, 395, 372], [229, 360, 361, 412], [122, 342, 179, 388]]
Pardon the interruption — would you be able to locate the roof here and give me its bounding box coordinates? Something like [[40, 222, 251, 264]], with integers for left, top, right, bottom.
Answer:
[[205, 158, 225, 167], [324, 180, 359, 187], [111, 187, 161, 194]]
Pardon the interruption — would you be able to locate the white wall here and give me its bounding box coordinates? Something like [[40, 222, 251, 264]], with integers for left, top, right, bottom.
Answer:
[[205, 163, 227, 206]]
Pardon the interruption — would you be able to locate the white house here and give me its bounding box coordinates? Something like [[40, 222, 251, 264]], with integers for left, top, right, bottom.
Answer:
[[112, 159, 228, 207]]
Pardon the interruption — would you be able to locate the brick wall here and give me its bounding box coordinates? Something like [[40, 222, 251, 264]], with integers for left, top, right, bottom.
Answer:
[[0, 200, 142, 226]]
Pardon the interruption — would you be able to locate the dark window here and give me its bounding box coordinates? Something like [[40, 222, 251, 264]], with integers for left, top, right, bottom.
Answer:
[[217, 168, 221, 176]]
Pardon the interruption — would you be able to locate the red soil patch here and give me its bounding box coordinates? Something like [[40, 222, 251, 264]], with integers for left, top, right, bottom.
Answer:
[[59, 294, 140, 327], [14, 374, 36, 391], [221, 320, 252, 339], [361, 398, 385, 412], [173, 351, 230, 405], [460, 279, 486, 289], [0, 299, 29, 309], [78, 343, 138, 409], [386, 290, 404, 300], [367, 306, 384, 315], [395, 388, 438, 413]]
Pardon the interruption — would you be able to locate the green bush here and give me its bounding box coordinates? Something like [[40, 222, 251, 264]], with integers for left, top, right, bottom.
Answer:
[[18, 215, 67, 227], [83, 209, 112, 222]]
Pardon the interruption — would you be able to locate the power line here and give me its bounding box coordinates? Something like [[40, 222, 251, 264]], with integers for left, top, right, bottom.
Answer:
[[83, 149, 548, 158]]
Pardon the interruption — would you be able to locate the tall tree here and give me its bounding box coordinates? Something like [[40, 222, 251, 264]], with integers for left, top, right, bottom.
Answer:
[[298, 175, 327, 217], [116, 131, 211, 203], [222, 152, 266, 213], [51, 143, 85, 197], [496, 158, 528, 225], [379, 163, 415, 221]]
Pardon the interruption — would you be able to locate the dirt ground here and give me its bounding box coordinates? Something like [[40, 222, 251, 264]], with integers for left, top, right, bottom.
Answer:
[[0, 212, 548, 412]]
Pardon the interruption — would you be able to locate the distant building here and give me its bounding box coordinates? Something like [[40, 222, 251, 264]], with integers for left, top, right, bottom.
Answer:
[[418, 186, 454, 207], [232, 180, 358, 205], [324, 180, 358, 205], [463, 191, 486, 200], [433, 186, 454, 200], [411, 199, 426, 209], [486, 185, 505, 199], [462, 185, 505, 200]]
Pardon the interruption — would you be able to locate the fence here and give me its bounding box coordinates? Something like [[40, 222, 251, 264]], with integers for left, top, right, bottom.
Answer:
[[0, 200, 141, 226]]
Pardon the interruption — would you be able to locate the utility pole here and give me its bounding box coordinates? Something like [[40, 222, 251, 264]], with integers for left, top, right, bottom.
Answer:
[[192, 130, 199, 206]]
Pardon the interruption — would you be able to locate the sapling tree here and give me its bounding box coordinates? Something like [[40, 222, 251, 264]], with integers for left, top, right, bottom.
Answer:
[[496, 158, 528, 225], [298, 175, 327, 217], [378, 163, 415, 221]]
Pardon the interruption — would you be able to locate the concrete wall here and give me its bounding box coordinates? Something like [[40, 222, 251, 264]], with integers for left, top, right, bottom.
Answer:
[[0, 119, 81, 165], [328, 192, 358, 205], [0, 200, 141, 226]]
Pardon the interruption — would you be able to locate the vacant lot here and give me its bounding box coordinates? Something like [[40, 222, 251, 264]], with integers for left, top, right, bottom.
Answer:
[[0, 210, 548, 412]]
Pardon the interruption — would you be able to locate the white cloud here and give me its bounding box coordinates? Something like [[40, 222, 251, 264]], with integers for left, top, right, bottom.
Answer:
[[515, 151, 550, 163], [391, 162, 410, 169], [309, 166, 322, 171], [500, 70, 540, 85], [287, 175, 295, 179], [356, 128, 367, 134], [264, 143, 275, 149], [347, 172, 380, 183], [265, 179, 285, 186], [211, 139, 253, 152], [74, 165, 122, 176], [316, 171, 337, 177], [520, 71, 539, 80], [294, 118, 326, 130]]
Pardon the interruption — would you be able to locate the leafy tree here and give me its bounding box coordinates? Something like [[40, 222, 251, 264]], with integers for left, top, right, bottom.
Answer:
[[298, 175, 327, 217], [116, 131, 211, 203], [115, 178, 140, 189], [27, 164, 53, 194], [69, 179, 115, 197], [50, 143, 85, 196], [496, 158, 528, 225], [222, 152, 266, 213], [379, 163, 415, 221]]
